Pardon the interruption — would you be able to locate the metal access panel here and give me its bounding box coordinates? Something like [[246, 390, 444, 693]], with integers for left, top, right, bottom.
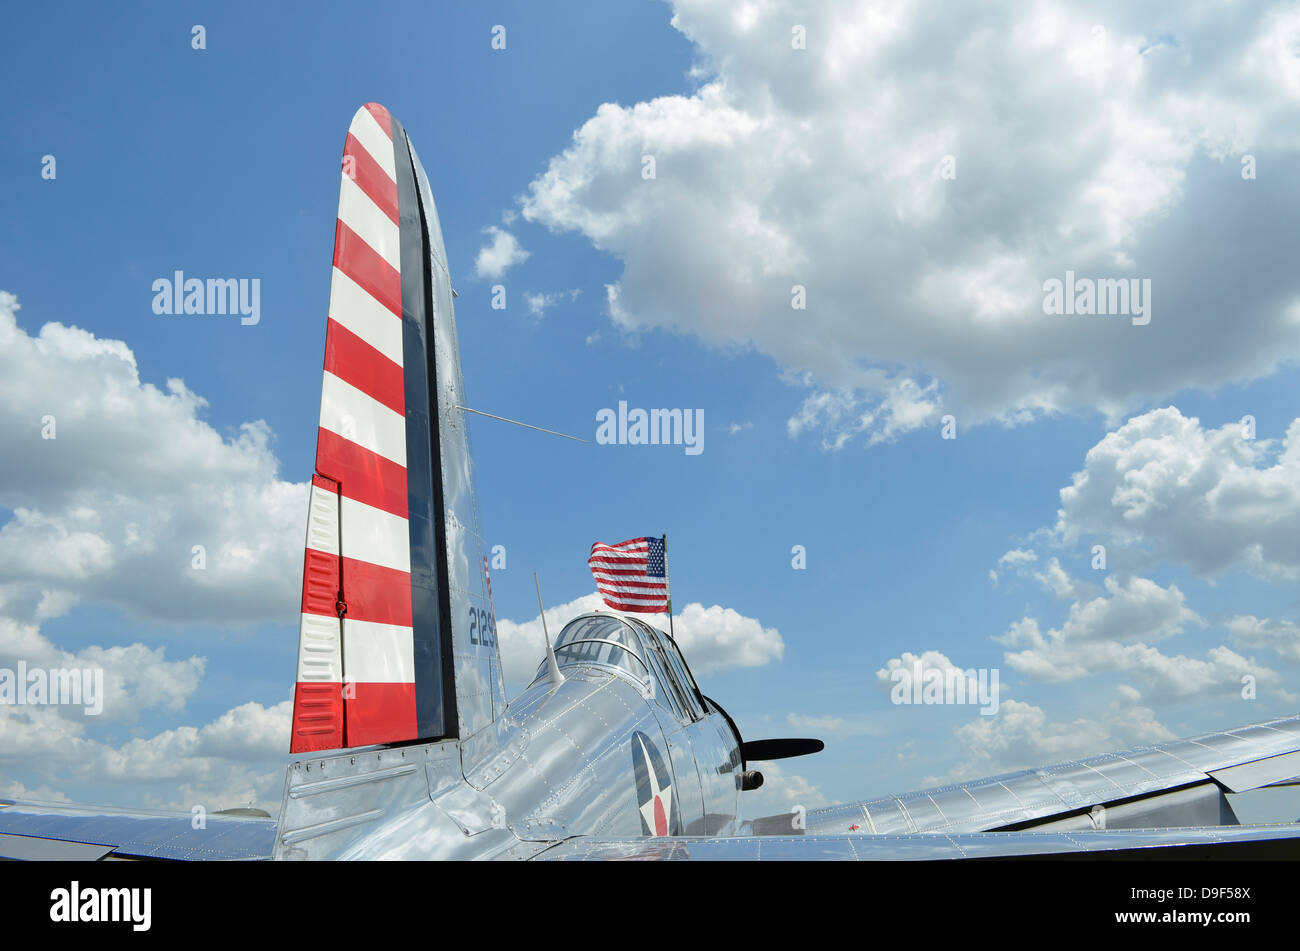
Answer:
[[1209, 750, 1300, 793], [0, 833, 115, 861], [1011, 781, 1238, 831]]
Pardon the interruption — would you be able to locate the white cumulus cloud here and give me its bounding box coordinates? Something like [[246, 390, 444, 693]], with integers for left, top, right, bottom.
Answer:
[[474, 226, 530, 280], [1055, 407, 1300, 581], [942, 695, 1176, 782], [496, 592, 784, 687], [1227, 615, 1300, 664], [0, 292, 307, 627], [522, 1, 1300, 447], [994, 574, 1286, 701]]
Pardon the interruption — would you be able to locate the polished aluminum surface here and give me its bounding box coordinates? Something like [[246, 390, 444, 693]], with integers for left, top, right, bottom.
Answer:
[[535, 822, 1300, 861], [409, 140, 505, 740], [9, 695, 1292, 861], [272, 620, 742, 858], [803, 714, 1300, 835], [0, 799, 276, 860], [1208, 748, 1300, 793], [0, 833, 117, 861]]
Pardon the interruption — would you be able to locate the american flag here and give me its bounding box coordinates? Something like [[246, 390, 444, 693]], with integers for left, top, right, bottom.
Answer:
[[588, 536, 670, 613]]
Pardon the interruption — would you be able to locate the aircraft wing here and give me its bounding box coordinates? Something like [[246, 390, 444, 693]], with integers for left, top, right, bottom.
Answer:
[[793, 714, 1300, 836], [538, 712, 1300, 860], [4, 716, 1295, 861], [534, 823, 1300, 860], [0, 799, 276, 860]]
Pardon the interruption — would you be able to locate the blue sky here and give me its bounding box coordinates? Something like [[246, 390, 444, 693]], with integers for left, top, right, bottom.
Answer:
[[2, 1, 1299, 821]]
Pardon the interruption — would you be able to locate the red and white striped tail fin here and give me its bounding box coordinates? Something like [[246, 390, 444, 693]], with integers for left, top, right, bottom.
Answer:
[[291, 103, 505, 754], [291, 103, 410, 752]]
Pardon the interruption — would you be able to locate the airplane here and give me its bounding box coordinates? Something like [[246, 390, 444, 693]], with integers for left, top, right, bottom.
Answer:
[[1, 104, 1298, 861]]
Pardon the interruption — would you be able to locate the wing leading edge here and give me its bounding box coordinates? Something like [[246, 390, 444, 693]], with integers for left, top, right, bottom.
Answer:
[[536, 713, 1300, 860], [795, 713, 1300, 837], [534, 823, 1300, 860], [0, 799, 276, 861]]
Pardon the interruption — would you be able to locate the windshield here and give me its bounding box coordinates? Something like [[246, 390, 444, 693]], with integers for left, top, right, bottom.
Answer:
[[626, 618, 703, 721], [535, 614, 649, 681]]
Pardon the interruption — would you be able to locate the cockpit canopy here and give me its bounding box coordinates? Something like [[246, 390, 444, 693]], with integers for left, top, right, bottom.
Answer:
[[549, 614, 649, 679], [533, 612, 708, 722]]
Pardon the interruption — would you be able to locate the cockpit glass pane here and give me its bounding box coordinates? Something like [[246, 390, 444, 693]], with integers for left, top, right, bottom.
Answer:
[[627, 619, 698, 721], [637, 631, 683, 719], [535, 615, 648, 681], [661, 646, 702, 719]]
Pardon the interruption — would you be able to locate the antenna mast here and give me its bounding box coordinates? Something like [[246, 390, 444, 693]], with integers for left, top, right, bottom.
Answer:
[[535, 572, 565, 687]]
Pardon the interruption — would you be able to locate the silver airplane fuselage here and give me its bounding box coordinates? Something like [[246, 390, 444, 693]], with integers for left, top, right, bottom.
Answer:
[[274, 613, 742, 859], [273, 105, 746, 861]]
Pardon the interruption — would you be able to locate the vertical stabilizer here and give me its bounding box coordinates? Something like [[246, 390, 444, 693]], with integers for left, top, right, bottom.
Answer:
[[290, 104, 504, 754]]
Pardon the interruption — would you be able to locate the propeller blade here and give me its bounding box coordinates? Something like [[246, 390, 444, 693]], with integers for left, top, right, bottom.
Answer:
[[740, 738, 824, 761]]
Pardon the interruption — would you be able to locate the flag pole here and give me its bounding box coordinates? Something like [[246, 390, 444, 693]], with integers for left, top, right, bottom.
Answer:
[[662, 533, 676, 641]]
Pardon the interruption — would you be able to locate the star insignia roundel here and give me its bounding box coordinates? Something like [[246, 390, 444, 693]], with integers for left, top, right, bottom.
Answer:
[[631, 730, 680, 836]]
